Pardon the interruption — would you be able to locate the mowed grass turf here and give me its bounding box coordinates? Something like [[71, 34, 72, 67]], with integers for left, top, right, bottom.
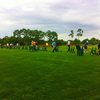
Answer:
[[0, 48, 100, 100]]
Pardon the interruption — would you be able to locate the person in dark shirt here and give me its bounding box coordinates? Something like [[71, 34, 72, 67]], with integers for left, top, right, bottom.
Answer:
[[76, 44, 81, 56], [98, 42, 100, 49], [67, 40, 71, 52], [98, 42, 100, 55], [76, 44, 84, 56]]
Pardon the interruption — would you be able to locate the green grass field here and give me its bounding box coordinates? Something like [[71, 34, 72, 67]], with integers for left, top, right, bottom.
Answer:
[[0, 48, 100, 100]]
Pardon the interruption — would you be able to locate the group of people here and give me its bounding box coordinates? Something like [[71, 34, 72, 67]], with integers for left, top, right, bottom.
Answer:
[[0, 43, 20, 49], [31, 41, 38, 51], [0, 40, 100, 56], [67, 40, 100, 56], [30, 41, 49, 51], [30, 40, 59, 52], [67, 40, 84, 56]]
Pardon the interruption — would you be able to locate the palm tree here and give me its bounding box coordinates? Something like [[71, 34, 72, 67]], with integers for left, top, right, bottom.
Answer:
[[68, 30, 74, 40], [76, 28, 83, 40]]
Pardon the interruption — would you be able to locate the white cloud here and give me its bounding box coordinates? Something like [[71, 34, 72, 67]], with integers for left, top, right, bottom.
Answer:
[[0, 0, 100, 39]]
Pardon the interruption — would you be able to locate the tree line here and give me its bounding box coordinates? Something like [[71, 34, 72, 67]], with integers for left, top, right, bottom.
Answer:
[[0, 28, 100, 45], [0, 29, 58, 45]]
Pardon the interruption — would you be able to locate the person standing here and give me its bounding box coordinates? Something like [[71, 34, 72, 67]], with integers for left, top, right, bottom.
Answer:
[[76, 44, 80, 56], [31, 41, 36, 51], [35, 42, 38, 51], [67, 40, 71, 52], [98, 42, 100, 55], [7, 43, 9, 48], [16, 43, 20, 49], [98, 42, 100, 49], [0, 43, 1, 48], [83, 41, 89, 53]]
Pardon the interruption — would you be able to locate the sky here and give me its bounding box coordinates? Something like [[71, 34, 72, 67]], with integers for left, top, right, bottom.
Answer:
[[0, 0, 100, 40]]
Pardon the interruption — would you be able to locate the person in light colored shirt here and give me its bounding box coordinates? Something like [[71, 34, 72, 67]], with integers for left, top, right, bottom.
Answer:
[[52, 41, 57, 52], [67, 40, 70, 52]]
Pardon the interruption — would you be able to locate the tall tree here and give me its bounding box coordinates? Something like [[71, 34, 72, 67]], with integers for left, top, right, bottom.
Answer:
[[68, 30, 74, 40], [76, 28, 83, 40], [13, 29, 20, 38], [30, 30, 45, 41], [46, 30, 58, 41]]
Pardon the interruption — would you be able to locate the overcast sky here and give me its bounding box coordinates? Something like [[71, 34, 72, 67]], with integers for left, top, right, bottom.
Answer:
[[0, 0, 100, 40]]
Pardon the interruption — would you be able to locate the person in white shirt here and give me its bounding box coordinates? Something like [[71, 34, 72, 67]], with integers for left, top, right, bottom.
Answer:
[[7, 43, 9, 48], [67, 40, 70, 52]]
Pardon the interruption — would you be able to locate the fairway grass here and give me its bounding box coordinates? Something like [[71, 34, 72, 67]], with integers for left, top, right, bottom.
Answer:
[[0, 49, 100, 100]]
